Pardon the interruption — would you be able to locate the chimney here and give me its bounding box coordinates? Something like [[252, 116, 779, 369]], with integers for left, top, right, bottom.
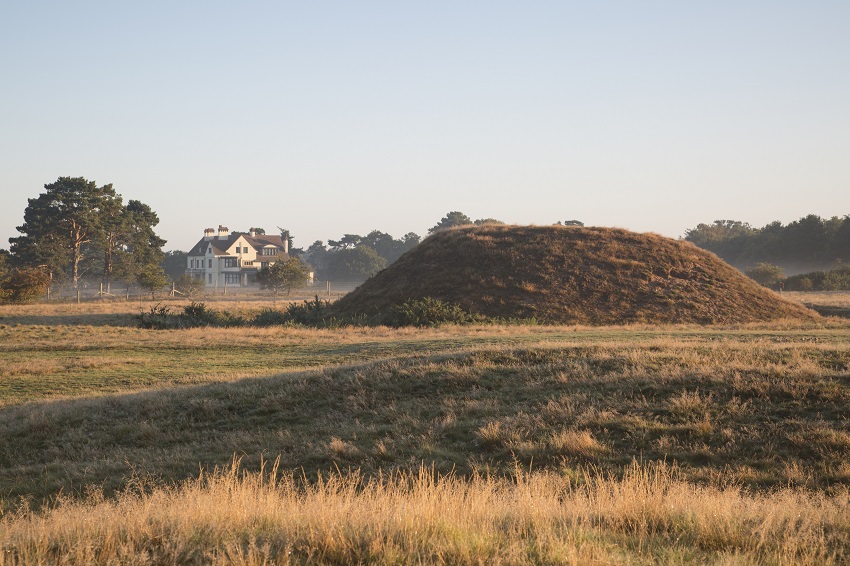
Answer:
[[203, 228, 215, 241], [217, 225, 229, 239], [249, 227, 256, 238], [283, 230, 289, 254]]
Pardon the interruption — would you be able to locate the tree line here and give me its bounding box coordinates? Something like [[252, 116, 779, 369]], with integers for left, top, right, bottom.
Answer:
[[296, 211, 522, 281], [684, 214, 850, 274]]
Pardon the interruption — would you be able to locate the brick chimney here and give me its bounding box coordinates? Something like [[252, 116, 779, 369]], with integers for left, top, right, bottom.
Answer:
[[217, 225, 229, 239], [249, 227, 257, 238], [203, 228, 215, 241]]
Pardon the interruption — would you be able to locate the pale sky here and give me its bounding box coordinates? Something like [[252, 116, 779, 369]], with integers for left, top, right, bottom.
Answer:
[[2, 1, 848, 252]]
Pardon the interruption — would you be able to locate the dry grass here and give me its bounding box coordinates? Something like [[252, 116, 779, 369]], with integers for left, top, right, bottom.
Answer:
[[1, 302, 850, 561], [786, 291, 850, 308], [786, 291, 850, 319], [0, 296, 327, 327], [3, 332, 850, 502], [1, 460, 847, 564]]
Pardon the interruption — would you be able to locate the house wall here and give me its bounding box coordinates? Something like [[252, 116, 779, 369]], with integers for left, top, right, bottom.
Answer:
[[185, 232, 285, 288]]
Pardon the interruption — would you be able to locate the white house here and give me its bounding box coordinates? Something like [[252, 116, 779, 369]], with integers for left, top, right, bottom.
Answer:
[[186, 226, 289, 288]]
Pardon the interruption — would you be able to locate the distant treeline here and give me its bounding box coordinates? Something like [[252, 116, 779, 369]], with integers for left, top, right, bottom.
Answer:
[[784, 266, 850, 292], [684, 214, 850, 274]]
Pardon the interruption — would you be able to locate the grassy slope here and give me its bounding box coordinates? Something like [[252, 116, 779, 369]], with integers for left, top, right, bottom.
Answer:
[[2, 328, 849, 503], [332, 225, 817, 324], [2, 300, 850, 563]]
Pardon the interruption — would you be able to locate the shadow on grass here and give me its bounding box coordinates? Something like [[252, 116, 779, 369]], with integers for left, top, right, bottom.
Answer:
[[805, 304, 850, 319], [0, 313, 139, 327], [2, 341, 850, 507]]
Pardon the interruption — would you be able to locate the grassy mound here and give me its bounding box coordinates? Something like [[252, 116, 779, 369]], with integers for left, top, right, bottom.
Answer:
[[331, 225, 816, 324]]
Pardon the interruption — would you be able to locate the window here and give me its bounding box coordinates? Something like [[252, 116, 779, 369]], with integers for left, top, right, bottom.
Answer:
[[262, 247, 277, 256], [208, 274, 213, 284], [225, 273, 240, 284], [224, 258, 238, 268], [208, 259, 212, 268]]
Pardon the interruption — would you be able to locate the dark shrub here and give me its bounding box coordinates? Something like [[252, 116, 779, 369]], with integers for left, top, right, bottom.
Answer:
[[384, 297, 480, 327]]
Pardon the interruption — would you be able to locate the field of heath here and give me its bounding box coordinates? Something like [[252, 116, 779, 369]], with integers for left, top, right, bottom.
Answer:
[[0, 295, 849, 563]]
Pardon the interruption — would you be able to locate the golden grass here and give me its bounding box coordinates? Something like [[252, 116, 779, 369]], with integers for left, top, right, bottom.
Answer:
[[786, 291, 850, 308], [1, 302, 850, 561], [1, 460, 847, 564]]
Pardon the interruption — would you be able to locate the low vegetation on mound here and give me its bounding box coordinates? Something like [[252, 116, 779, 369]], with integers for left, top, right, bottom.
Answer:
[[332, 225, 817, 325]]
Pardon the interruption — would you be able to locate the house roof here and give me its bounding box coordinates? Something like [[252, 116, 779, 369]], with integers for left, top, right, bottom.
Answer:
[[188, 232, 288, 257]]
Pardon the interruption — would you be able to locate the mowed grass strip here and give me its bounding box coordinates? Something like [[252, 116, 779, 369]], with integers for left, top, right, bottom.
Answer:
[[2, 338, 849, 503]]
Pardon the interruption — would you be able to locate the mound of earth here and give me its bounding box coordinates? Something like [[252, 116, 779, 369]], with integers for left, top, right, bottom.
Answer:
[[331, 225, 817, 325]]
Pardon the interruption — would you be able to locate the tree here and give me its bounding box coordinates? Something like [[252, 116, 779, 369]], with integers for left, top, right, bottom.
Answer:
[[474, 218, 504, 226], [174, 273, 202, 298], [93, 191, 126, 292], [305, 241, 330, 276], [401, 232, 421, 247], [9, 179, 166, 290], [327, 234, 362, 250], [10, 177, 119, 287], [684, 214, 850, 272], [162, 250, 188, 282], [114, 200, 167, 286], [429, 211, 473, 234], [0, 250, 9, 278], [255, 257, 311, 303], [745, 263, 784, 287], [277, 227, 294, 250], [1, 266, 51, 304], [136, 264, 168, 299], [325, 246, 387, 281]]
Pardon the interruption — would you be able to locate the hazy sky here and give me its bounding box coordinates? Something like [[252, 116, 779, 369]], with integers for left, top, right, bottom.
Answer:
[[2, 1, 848, 252]]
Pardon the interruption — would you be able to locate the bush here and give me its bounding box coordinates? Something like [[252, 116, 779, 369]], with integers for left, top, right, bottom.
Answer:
[[135, 303, 175, 329], [284, 296, 334, 326], [135, 302, 244, 329], [384, 298, 480, 327], [251, 308, 292, 327], [174, 274, 202, 298], [181, 302, 243, 327], [745, 263, 784, 287], [0, 267, 51, 304], [784, 266, 850, 291]]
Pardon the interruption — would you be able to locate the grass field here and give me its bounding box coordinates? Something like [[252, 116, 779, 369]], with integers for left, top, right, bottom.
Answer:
[[1, 295, 849, 563]]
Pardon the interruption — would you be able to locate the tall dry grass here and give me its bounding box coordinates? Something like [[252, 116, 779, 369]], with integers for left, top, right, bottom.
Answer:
[[2, 460, 847, 564], [786, 291, 850, 308]]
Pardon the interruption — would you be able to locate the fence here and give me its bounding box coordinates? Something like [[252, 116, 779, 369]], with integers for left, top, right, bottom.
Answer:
[[37, 280, 365, 304]]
